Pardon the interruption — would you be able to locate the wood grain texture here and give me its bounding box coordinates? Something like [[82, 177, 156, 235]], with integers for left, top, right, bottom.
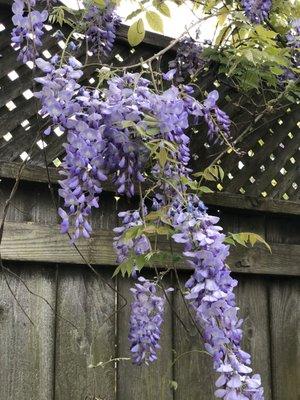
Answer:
[[1, 166, 300, 215], [55, 265, 116, 400], [173, 271, 216, 400], [235, 275, 272, 400], [269, 277, 300, 400], [117, 274, 173, 400], [0, 263, 56, 400], [266, 213, 300, 400], [2, 220, 300, 276]]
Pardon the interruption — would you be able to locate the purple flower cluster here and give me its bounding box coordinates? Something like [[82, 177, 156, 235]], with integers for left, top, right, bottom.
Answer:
[[203, 91, 231, 143], [11, 0, 48, 63], [83, 3, 120, 57], [35, 56, 83, 129], [129, 276, 166, 365], [169, 194, 264, 399], [166, 37, 205, 83], [35, 56, 108, 239], [113, 209, 151, 264], [241, 0, 272, 24], [282, 19, 300, 81], [34, 59, 229, 243], [57, 88, 108, 240], [101, 74, 150, 196], [148, 84, 205, 190]]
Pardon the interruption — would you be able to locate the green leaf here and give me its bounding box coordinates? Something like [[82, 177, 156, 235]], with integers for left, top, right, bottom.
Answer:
[[153, 1, 171, 17], [194, 165, 224, 182], [156, 225, 174, 236], [113, 259, 133, 277], [128, 18, 145, 47], [217, 7, 229, 27], [125, 8, 143, 21], [227, 232, 271, 252], [121, 120, 135, 128], [198, 186, 214, 194], [123, 225, 144, 240], [93, 0, 106, 8], [146, 10, 164, 33], [270, 66, 284, 75], [158, 147, 167, 167]]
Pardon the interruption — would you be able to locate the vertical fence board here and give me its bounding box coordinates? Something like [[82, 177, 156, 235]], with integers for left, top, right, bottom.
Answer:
[[236, 214, 272, 399], [54, 265, 116, 400], [0, 264, 56, 400], [269, 278, 300, 400], [173, 271, 216, 400], [235, 275, 272, 400], [266, 214, 300, 400], [117, 274, 173, 400]]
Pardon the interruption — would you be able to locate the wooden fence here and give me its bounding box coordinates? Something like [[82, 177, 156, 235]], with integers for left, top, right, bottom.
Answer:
[[0, 179, 299, 400]]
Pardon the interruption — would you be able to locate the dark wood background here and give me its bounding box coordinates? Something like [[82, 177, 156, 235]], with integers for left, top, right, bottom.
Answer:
[[0, 180, 298, 400]]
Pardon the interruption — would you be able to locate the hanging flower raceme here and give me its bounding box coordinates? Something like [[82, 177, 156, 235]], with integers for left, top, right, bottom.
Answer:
[[166, 37, 206, 83], [282, 19, 300, 82], [57, 88, 108, 240], [203, 90, 231, 143], [169, 194, 264, 400], [148, 84, 203, 188], [83, 2, 121, 57], [241, 0, 272, 24], [11, 0, 48, 63], [129, 276, 167, 365], [101, 73, 150, 196], [34, 56, 83, 131], [113, 209, 151, 265], [35, 56, 109, 240]]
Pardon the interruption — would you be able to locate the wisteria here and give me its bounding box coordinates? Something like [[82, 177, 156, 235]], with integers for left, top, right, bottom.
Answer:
[[34, 56, 83, 129], [9, 0, 295, 395], [169, 194, 264, 399], [101, 73, 150, 196], [35, 56, 108, 239], [113, 209, 151, 265], [203, 90, 231, 143], [129, 276, 168, 365], [166, 37, 206, 83], [83, 3, 121, 57], [283, 19, 300, 81], [241, 0, 272, 24], [11, 0, 48, 63]]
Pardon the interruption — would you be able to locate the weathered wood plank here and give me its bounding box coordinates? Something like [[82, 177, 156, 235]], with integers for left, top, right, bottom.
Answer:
[[0, 179, 58, 224], [269, 277, 300, 400], [1, 164, 300, 215], [1, 221, 300, 276], [235, 275, 272, 400], [0, 263, 56, 400], [117, 274, 173, 400], [55, 265, 116, 400], [173, 271, 216, 399], [266, 215, 300, 245], [266, 212, 300, 399]]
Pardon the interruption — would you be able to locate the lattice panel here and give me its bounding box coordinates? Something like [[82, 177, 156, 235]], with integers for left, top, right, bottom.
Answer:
[[211, 106, 300, 201], [0, 5, 160, 167], [0, 4, 299, 203]]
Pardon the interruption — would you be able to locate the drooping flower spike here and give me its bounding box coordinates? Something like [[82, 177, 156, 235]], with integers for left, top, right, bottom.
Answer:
[[169, 194, 264, 399], [11, 0, 48, 63], [241, 0, 272, 24], [129, 276, 172, 365], [203, 90, 231, 143], [83, 2, 121, 57]]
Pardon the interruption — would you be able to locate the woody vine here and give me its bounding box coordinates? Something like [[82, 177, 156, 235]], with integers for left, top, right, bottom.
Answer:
[[7, 0, 300, 398]]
